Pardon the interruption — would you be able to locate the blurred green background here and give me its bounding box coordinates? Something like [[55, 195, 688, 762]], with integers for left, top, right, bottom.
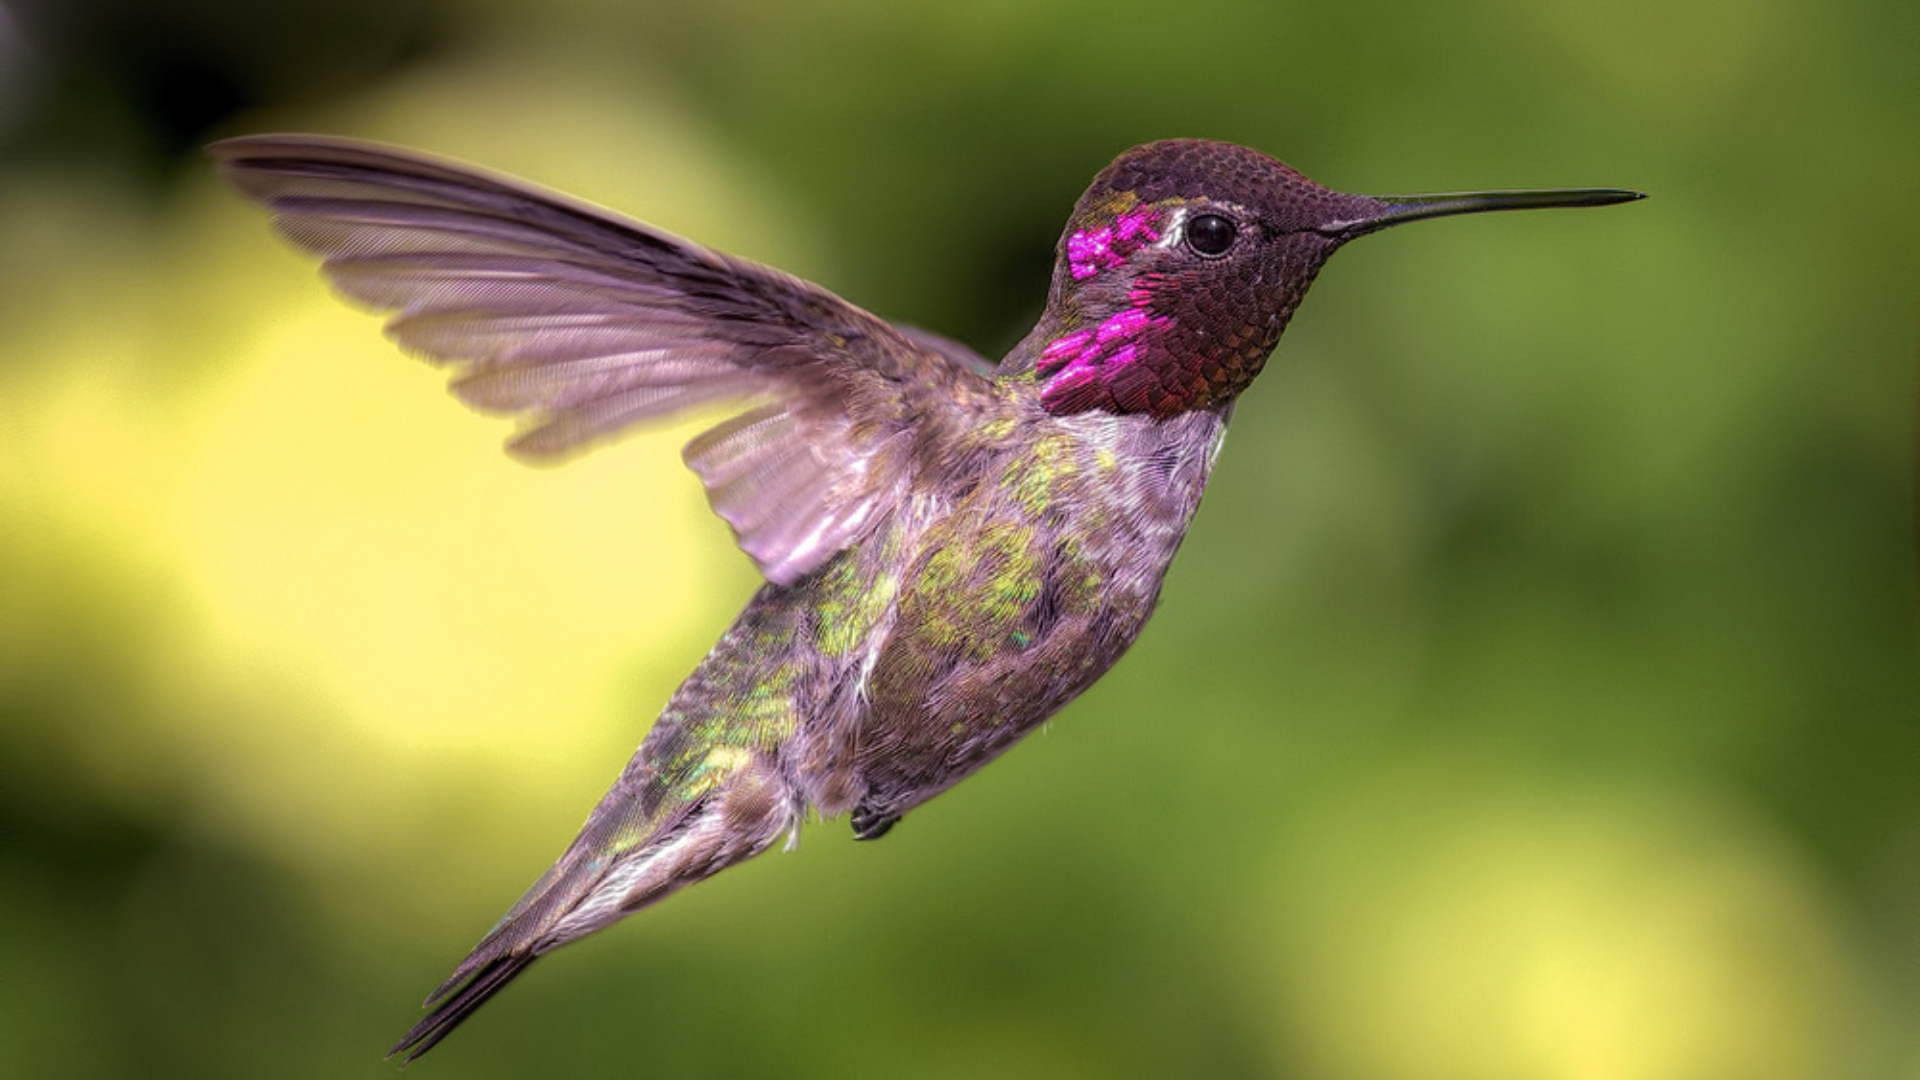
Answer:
[[1, 0, 1914, 1077]]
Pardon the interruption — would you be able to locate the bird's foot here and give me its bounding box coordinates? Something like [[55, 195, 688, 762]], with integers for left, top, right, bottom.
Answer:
[[850, 805, 899, 841]]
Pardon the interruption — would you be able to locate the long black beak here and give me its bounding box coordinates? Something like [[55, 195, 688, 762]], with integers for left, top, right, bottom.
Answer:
[[1320, 187, 1645, 239]]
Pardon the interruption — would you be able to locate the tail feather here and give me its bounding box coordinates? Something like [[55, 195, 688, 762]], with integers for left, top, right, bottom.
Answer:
[[388, 952, 539, 1064], [385, 749, 797, 1059], [384, 805, 656, 1064], [384, 799, 662, 1064]]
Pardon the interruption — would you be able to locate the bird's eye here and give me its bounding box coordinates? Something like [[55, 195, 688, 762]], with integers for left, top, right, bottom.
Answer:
[[1185, 214, 1237, 257]]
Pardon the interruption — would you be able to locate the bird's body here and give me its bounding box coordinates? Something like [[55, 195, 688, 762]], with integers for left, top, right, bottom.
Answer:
[[212, 135, 1639, 1058], [409, 368, 1233, 1044]]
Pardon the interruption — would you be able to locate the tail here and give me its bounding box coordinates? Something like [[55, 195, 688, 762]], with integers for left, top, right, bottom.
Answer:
[[387, 747, 798, 1062], [388, 953, 538, 1063]]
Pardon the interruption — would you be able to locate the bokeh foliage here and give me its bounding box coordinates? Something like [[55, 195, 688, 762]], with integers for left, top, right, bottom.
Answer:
[[1, 0, 1914, 1077]]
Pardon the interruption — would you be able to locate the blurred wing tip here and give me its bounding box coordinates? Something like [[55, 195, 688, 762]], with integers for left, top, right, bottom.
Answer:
[[501, 437, 583, 467], [210, 132, 419, 162]]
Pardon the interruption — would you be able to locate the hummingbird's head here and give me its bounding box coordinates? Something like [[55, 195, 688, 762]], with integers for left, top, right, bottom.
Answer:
[[1028, 139, 1641, 417]]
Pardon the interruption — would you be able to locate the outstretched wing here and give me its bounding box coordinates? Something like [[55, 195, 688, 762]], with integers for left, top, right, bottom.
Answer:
[[213, 134, 990, 585]]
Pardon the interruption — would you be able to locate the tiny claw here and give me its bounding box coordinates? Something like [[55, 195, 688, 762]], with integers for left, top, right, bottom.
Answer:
[[850, 806, 899, 841]]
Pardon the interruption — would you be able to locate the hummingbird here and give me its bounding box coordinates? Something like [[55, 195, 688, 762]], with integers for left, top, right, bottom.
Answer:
[[212, 134, 1640, 1060]]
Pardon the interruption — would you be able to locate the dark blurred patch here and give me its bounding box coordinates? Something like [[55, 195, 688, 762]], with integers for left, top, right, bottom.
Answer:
[[109, 29, 250, 158], [0, 748, 160, 907], [0, 790, 160, 1079], [0, 725, 375, 1076], [946, 197, 1054, 361], [8, 0, 449, 168]]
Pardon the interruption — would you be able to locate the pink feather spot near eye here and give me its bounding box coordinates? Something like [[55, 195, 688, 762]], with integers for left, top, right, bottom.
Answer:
[[1112, 206, 1160, 245], [1065, 204, 1163, 282], [1067, 230, 1111, 280]]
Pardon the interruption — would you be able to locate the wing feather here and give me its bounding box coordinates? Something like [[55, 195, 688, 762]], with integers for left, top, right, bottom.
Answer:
[[213, 134, 992, 584]]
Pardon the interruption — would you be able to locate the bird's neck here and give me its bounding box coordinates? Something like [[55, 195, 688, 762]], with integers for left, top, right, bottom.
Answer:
[[995, 281, 1305, 419]]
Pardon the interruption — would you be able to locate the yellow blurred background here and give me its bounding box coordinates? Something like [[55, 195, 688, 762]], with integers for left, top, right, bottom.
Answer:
[[0, 1, 1914, 1078]]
